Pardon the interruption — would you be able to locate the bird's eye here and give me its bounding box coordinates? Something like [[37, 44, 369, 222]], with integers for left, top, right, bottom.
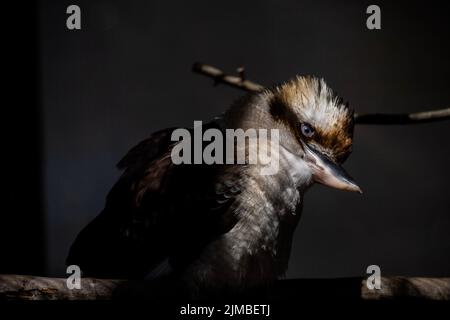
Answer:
[[300, 123, 315, 138]]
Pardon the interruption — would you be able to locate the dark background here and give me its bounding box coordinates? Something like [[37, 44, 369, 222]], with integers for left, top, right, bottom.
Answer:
[[2, 0, 449, 279]]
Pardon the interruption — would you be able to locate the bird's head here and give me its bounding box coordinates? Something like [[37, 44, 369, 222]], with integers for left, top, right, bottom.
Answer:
[[265, 76, 361, 193]]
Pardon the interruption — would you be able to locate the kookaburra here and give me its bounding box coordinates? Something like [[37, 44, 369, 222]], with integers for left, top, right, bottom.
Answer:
[[67, 76, 361, 297]]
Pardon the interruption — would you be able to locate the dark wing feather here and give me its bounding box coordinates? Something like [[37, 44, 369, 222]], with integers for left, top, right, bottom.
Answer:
[[66, 128, 177, 278], [66, 124, 242, 279]]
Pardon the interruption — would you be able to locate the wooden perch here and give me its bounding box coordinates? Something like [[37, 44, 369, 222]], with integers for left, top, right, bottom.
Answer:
[[1, 274, 449, 300], [361, 277, 450, 300], [192, 62, 450, 125], [0, 274, 124, 300]]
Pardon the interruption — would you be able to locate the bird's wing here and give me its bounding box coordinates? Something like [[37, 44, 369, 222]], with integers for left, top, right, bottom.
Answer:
[[66, 124, 243, 279], [66, 127, 178, 278]]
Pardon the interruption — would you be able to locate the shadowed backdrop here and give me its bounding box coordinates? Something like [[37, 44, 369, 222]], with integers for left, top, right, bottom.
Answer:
[[35, 0, 449, 278]]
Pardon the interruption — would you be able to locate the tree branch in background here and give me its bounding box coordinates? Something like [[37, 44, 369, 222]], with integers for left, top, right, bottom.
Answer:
[[192, 63, 450, 125], [192, 63, 264, 93], [354, 108, 450, 124]]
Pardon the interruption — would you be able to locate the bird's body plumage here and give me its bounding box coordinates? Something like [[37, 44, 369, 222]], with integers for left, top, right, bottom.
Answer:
[[67, 76, 358, 296]]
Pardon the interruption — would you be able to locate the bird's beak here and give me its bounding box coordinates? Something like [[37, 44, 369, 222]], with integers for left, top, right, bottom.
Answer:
[[304, 144, 362, 194]]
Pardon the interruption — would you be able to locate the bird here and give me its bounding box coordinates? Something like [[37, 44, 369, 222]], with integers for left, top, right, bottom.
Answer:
[[66, 75, 361, 298]]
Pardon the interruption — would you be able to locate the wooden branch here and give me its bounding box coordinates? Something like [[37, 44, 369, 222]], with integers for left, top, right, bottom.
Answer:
[[354, 108, 450, 125], [1, 274, 449, 300], [192, 62, 450, 125], [192, 63, 264, 92], [361, 276, 450, 300], [0, 274, 124, 300]]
